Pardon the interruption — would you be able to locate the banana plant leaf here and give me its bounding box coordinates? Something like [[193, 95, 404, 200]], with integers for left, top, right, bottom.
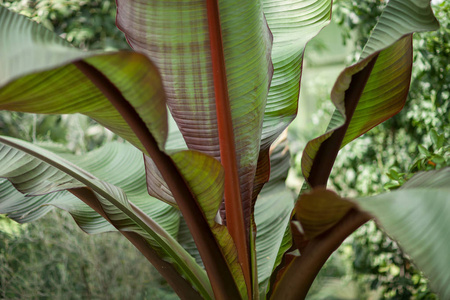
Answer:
[[0, 6, 168, 153], [250, 0, 333, 202], [301, 0, 440, 187], [295, 189, 356, 240], [254, 138, 294, 296], [0, 142, 179, 236], [274, 166, 450, 299], [116, 1, 272, 232], [270, 0, 440, 298], [0, 0, 444, 298], [356, 168, 450, 299], [115, 1, 333, 294]]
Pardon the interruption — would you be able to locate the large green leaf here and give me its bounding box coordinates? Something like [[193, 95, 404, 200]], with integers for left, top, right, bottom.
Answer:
[[357, 168, 450, 299], [301, 0, 439, 187], [0, 136, 212, 299], [251, 0, 332, 209], [260, 0, 332, 149], [116, 1, 272, 225], [0, 6, 168, 152], [0, 141, 179, 240]]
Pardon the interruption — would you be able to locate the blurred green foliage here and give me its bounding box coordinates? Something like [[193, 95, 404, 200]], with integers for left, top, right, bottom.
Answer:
[[0, 0, 129, 50], [0, 112, 118, 154], [0, 211, 177, 300]]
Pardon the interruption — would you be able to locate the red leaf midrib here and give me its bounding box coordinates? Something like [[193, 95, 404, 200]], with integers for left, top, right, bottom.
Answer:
[[205, 0, 252, 297]]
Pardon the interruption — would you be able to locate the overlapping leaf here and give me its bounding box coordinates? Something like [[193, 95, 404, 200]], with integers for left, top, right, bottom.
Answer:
[[253, 134, 294, 296], [301, 0, 440, 187], [255, 184, 294, 296], [146, 115, 187, 207], [260, 0, 332, 150], [250, 0, 332, 205], [0, 136, 212, 299], [62, 142, 180, 237], [171, 150, 248, 299], [357, 168, 450, 299]]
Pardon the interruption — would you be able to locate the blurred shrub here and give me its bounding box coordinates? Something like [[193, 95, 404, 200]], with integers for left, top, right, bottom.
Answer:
[[0, 0, 129, 50], [0, 211, 177, 300]]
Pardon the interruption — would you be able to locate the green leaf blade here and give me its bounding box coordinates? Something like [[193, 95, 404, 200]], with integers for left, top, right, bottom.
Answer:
[[116, 1, 272, 227], [260, 0, 332, 149], [301, 0, 439, 187], [357, 168, 450, 299], [0, 6, 168, 152], [171, 150, 248, 299], [252, 0, 332, 205]]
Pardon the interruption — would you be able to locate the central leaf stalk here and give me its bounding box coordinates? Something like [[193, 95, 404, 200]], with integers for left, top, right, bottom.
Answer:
[[206, 0, 252, 296]]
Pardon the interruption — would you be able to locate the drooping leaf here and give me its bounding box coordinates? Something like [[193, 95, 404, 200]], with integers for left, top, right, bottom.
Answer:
[[0, 6, 168, 153], [0, 179, 78, 224], [0, 136, 212, 299], [356, 168, 450, 299], [301, 0, 440, 187]]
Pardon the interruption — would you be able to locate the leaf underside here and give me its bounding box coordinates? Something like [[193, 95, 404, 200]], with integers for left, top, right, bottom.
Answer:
[[357, 168, 450, 299]]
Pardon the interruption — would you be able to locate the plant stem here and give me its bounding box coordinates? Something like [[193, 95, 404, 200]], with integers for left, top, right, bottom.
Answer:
[[270, 209, 372, 300]]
